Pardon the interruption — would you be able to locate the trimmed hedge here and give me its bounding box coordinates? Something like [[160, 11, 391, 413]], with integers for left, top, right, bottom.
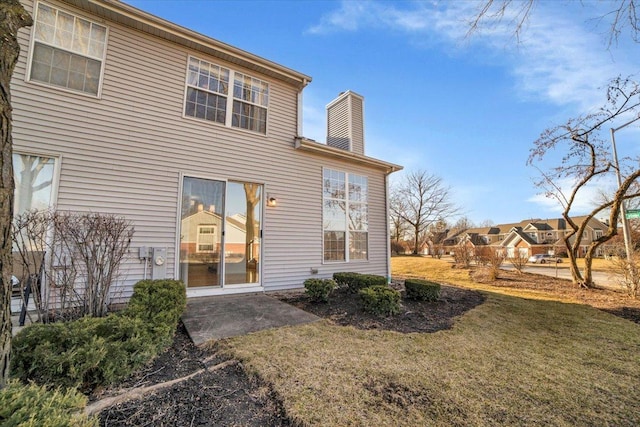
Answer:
[[358, 285, 401, 316], [11, 279, 186, 392], [333, 272, 387, 293], [304, 278, 336, 302], [123, 279, 187, 349], [404, 279, 441, 302], [0, 380, 97, 426], [332, 272, 362, 290]]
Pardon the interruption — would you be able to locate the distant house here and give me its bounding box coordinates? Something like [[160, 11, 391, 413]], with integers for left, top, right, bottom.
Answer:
[[444, 217, 609, 258], [11, 0, 402, 299]]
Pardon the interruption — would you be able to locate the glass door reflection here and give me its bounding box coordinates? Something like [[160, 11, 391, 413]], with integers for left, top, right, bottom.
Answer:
[[224, 181, 261, 285], [180, 177, 225, 288]]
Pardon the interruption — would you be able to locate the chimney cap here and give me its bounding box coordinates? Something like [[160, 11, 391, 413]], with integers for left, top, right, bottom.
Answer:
[[326, 90, 364, 109]]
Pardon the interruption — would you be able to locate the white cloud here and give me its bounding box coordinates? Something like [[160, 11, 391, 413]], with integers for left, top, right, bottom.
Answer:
[[306, 1, 636, 110], [526, 176, 615, 215]]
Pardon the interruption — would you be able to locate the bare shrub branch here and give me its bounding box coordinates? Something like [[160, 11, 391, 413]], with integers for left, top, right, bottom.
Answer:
[[11, 209, 134, 321]]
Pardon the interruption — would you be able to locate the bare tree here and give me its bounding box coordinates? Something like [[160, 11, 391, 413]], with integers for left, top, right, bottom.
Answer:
[[478, 219, 495, 227], [450, 216, 475, 235], [388, 187, 410, 252], [427, 219, 449, 258], [1, 0, 32, 388], [452, 244, 473, 268], [528, 77, 640, 288], [508, 250, 529, 274], [467, 0, 640, 47], [392, 170, 458, 255], [466, 0, 536, 42]]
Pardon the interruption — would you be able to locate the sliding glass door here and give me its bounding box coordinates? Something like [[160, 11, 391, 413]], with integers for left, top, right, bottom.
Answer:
[[179, 176, 261, 288]]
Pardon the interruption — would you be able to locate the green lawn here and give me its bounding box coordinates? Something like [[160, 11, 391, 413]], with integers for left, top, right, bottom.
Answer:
[[223, 261, 640, 426]]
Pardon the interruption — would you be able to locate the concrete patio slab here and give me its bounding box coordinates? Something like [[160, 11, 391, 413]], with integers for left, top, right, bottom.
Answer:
[[182, 293, 319, 345]]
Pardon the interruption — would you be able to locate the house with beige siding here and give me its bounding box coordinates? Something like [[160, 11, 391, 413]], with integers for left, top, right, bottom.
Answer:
[[11, 0, 402, 300], [443, 216, 609, 258]]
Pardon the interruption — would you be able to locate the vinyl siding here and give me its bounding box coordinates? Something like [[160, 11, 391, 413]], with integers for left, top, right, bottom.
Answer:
[[326, 97, 351, 151], [351, 96, 365, 155], [12, 0, 392, 296]]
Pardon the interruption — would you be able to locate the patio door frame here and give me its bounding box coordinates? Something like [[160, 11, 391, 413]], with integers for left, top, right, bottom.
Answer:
[[176, 172, 264, 297]]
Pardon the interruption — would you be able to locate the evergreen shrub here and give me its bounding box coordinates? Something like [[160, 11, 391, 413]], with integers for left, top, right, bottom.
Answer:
[[304, 278, 337, 302], [0, 380, 97, 426], [333, 272, 387, 293], [123, 279, 186, 348], [358, 285, 401, 316], [332, 272, 362, 290], [404, 279, 441, 301], [11, 279, 187, 392], [10, 315, 153, 391]]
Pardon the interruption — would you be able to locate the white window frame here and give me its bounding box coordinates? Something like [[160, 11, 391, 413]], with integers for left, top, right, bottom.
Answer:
[[26, 1, 108, 97], [12, 150, 61, 215], [183, 55, 269, 135], [322, 168, 369, 263]]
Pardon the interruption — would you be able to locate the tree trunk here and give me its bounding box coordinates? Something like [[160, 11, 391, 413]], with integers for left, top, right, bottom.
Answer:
[[243, 183, 259, 283], [0, 0, 32, 388]]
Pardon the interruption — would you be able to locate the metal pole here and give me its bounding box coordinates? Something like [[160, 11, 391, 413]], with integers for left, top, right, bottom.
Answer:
[[610, 127, 633, 262]]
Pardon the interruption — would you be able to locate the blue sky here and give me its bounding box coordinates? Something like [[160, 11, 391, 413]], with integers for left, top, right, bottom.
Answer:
[[124, 0, 639, 225]]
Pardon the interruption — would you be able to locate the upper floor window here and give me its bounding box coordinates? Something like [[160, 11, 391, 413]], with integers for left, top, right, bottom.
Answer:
[[232, 73, 268, 133], [184, 56, 269, 134], [29, 2, 107, 96]]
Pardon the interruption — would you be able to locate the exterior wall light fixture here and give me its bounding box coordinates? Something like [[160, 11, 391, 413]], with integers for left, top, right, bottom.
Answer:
[[267, 196, 277, 207]]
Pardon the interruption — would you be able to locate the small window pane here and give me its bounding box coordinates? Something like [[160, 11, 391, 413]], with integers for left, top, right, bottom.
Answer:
[[185, 101, 196, 116], [196, 104, 206, 118], [196, 90, 207, 105], [349, 203, 368, 231], [89, 23, 107, 45], [349, 232, 368, 260], [37, 3, 56, 26], [35, 22, 55, 43], [68, 71, 85, 91], [31, 61, 50, 82], [324, 231, 345, 261], [88, 40, 105, 58], [323, 200, 346, 231], [50, 68, 68, 87], [57, 11, 74, 33]]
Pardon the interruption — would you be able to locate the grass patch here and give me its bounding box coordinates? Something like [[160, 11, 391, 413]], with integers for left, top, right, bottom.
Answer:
[[391, 256, 585, 303], [225, 292, 640, 426]]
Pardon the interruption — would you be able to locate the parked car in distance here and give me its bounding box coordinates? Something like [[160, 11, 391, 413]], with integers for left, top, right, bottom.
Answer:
[[528, 254, 562, 264]]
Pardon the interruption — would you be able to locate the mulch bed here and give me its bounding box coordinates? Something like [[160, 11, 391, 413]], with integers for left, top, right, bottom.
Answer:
[[95, 274, 639, 425], [96, 322, 290, 427], [273, 283, 486, 333]]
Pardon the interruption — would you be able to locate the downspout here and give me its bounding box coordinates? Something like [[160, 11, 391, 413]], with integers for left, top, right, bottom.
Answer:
[[384, 167, 397, 284], [296, 79, 308, 137]]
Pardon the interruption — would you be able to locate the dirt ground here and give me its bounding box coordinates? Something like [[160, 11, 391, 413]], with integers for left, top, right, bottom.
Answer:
[[95, 270, 640, 426]]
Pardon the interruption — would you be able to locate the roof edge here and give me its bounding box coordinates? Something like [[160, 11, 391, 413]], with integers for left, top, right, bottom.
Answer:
[[69, 0, 312, 88], [294, 137, 402, 173]]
